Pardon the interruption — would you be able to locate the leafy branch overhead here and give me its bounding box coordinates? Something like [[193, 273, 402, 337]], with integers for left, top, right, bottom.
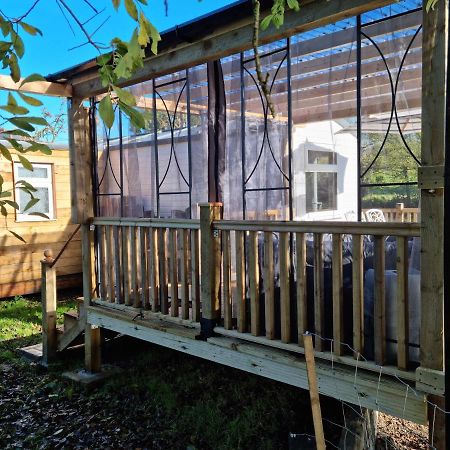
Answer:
[[97, 0, 161, 130]]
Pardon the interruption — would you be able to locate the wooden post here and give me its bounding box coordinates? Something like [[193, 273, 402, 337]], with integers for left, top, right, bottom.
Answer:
[[420, 1, 448, 448], [304, 333, 326, 450], [41, 249, 56, 365], [81, 223, 101, 373], [395, 203, 404, 223], [199, 203, 222, 338]]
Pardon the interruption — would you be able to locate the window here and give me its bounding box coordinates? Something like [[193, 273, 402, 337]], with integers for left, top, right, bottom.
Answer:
[[307, 150, 337, 165], [305, 172, 337, 212], [14, 163, 55, 221]]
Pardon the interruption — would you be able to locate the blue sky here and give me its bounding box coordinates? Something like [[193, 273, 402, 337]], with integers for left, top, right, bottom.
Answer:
[[2, 0, 235, 143]]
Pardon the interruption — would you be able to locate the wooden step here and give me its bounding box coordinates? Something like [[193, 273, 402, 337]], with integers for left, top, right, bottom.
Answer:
[[63, 310, 79, 332]]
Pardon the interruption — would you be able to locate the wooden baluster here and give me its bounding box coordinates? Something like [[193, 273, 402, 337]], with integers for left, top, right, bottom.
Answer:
[[296, 232, 307, 346], [223, 230, 232, 330], [191, 229, 200, 322], [396, 236, 409, 370], [248, 231, 260, 336], [159, 228, 169, 314], [106, 225, 115, 303], [123, 226, 131, 306], [235, 230, 246, 333], [352, 234, 364, 357], [169, 229, 179, 317], [99, 225, 107, 300], [140, 227, 150, 309], [332, 234, 344, 356], [180, 229, 189, 319], [149, 228, 160, 312], [374, 235, 386, 365], [113, 226, 122, 304], [313, 233, 324, 351], [279, 232, 290, 344], [130, 226, 140, 307], [264, 231, 275, 339]]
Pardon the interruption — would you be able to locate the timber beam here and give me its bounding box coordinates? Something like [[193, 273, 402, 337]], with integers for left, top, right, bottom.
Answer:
[[71, 0, 397, 99], [87, 305, 428, 425], [0, 74, 72, 97]]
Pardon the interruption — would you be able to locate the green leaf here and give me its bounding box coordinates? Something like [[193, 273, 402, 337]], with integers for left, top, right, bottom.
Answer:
[[18, 92, 43, 106], [142, 16, 161, 55], [24, 197, 39, 211], [9, 53, 20, 82], [11, 30, 24, 58], [16, 180, 37, 192], [3, 199, 19, 210], [17, 154, 33, 171], [29, 212, 49, 219], [0, 143, 12, 161], [260, 14, 273, 31], [27, 142, 52, 155], [286, 0, 300, 11], [8, 117, 35, 132], [119, 100, 145, 129], [125, 0, 138, 20], [23, 116, 48, 126], [7, 92, 17, 106], [9, 229, 26, 243], [97, 53, 112, 66], [0, 173, 3, 188], [99, 95, 115, 129], [20, 73, 45, 87], [1, 204, 7, 217], [137, 0, 148, 4], [113, 85, 136, 106], [6, 138, 23, 151], [0, 40, 11, 52], [0, 21, 11, 38], [0, 191, 11, 198], [112, 0, 121, 10], [19, 22, 42, 36], [5, 129, 31, 138], [0, 104, 29, 115]]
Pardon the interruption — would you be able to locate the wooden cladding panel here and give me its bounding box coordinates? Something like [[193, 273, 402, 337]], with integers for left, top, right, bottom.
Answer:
[[248, 231, 260, 336], [296, 233, 307, 346], [352, 235, 364, 357], [235, 230, 246, 333], [374, 236, 386, 366], [396, 236, 409, 370], [332, 234, 344, 356], [313, 233, 324, 351]]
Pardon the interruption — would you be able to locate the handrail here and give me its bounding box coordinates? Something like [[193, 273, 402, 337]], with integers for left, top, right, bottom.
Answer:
[[213, 219, 421, 236], [93, 216, 200, 229], [50, 223, 82, 268]]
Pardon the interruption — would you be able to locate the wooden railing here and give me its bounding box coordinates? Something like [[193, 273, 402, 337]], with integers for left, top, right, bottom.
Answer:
[[89, 211, 423, 378], [93, 217, 201, 322], [362, 204, 420, 223], [213, 219, 421, 375]]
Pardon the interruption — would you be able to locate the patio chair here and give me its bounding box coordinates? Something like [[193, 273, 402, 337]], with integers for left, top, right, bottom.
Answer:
[[364, 209, 386, 222]]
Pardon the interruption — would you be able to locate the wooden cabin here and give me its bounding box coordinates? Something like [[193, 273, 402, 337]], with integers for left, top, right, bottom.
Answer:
[[23, 0, 448, 447], [0, 144, 81, 297]]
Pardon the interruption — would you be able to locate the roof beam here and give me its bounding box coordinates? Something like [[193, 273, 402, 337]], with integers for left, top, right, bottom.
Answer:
[[72, 0, 397, 99], [0, 74, 72, 97]]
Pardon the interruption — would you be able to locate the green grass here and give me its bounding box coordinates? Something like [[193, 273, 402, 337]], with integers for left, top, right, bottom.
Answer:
[[0, 294, 77, 362], [0, 293, 344, 449]]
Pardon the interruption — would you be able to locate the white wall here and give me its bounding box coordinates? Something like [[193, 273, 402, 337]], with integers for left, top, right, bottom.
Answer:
[[291, 120, 358, 221]]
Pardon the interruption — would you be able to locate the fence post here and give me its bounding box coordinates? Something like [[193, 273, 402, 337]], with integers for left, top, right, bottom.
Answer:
[[199, 202, 222, 339], [41, 249, 56, 366], [395, 203, 404, 223]]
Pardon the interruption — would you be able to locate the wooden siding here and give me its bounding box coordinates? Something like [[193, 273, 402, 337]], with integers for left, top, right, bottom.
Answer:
[[0, 148, 82, 298]]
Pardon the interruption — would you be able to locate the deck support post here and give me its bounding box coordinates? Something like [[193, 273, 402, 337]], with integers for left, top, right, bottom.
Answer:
[[41, 249, 56, 366], [420, 1, 448, 448], [199, 203, 222, 339], [69, 96, 100, 373]]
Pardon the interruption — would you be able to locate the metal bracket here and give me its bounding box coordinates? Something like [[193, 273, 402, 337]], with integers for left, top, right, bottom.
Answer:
[[418, 165, 445, 190]]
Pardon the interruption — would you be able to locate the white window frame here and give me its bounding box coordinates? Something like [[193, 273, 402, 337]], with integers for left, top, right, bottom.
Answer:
[[305, 146, 339, 213], [14, 162, 55, 222]]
